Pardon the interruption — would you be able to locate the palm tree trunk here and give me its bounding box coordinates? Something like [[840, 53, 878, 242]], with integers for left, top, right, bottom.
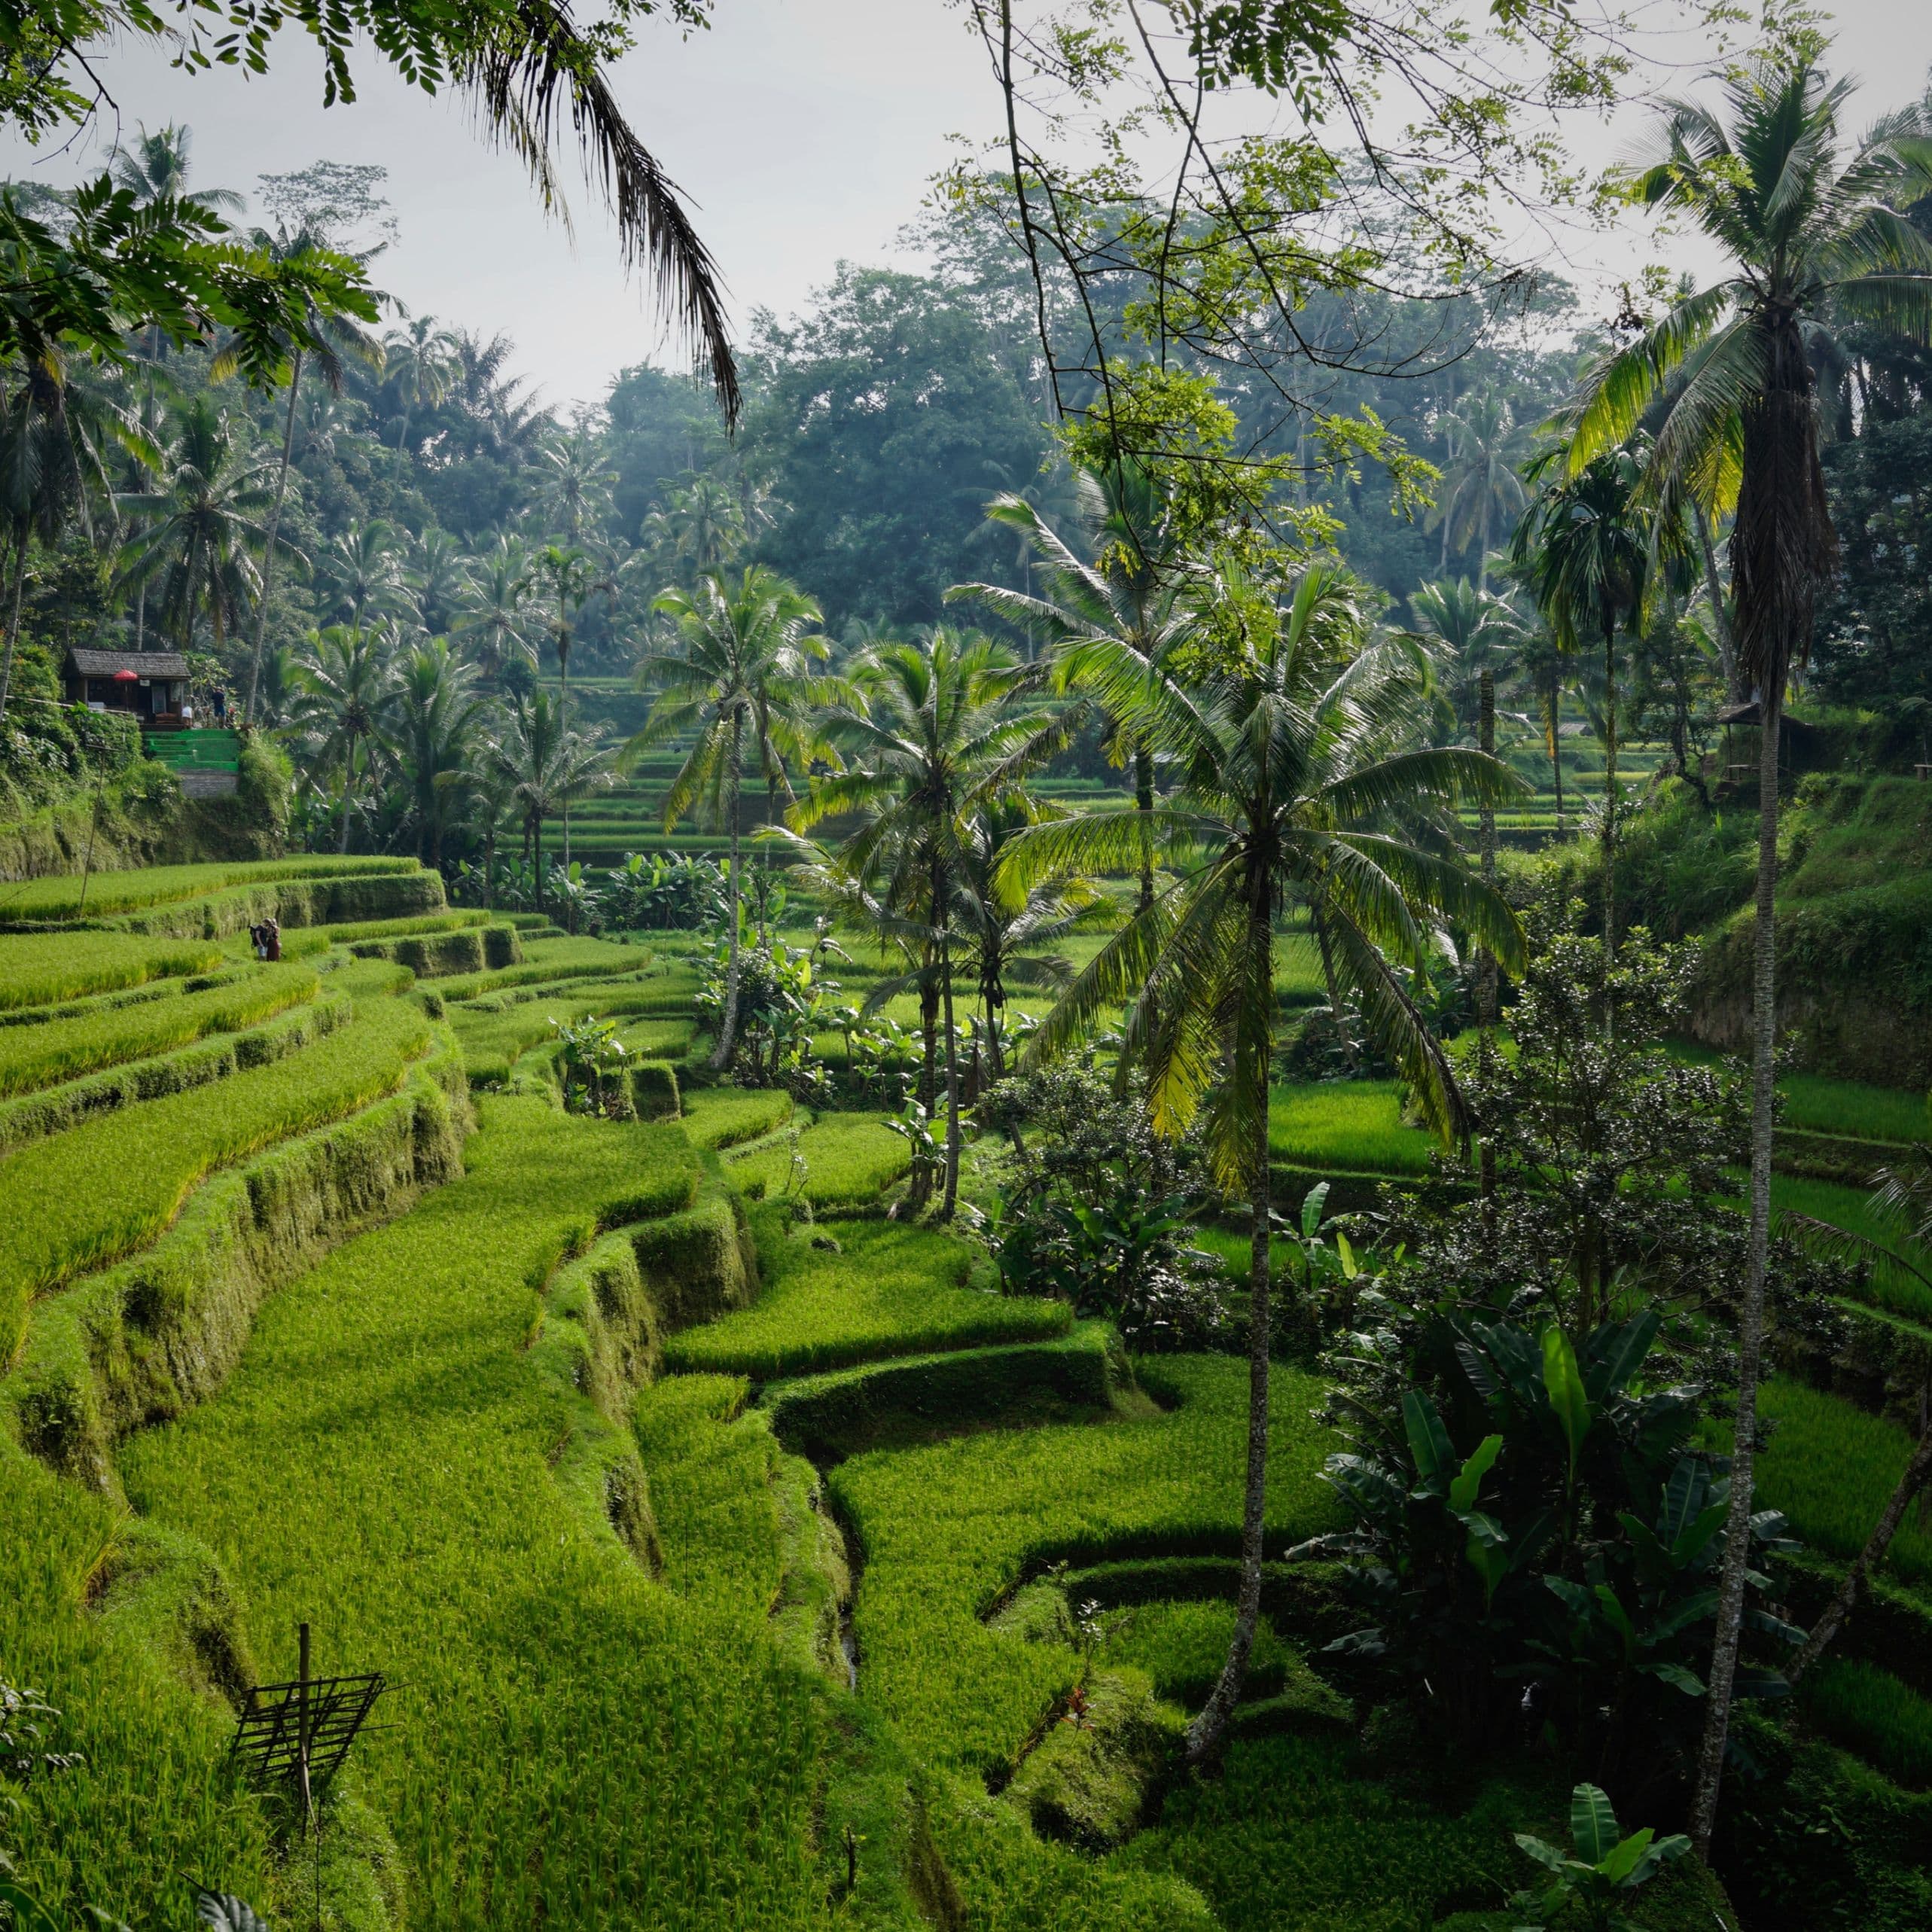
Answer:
[[1601, 618, 1618, 957], [1692, 498, 1742, 703], [0, 529, 27, 725], [1134, 738, 1156, 915], [338, 733, 357, 855], [532, 812, 545, 914], [557, 617, 572, 872], [712, 710, 745, 1071], [1691, 678, 1782, 1857], [939, 908, 962, 1220], [1786, 1398, 1932, 1687], [1478, 668, 1498, 1216], [913, 971, 939, 1208], [1549, 679, 1565, 837], [246, 347, 301, 727], [1476, 493, 1492, 596], [1186, 888, 1275, 1766]]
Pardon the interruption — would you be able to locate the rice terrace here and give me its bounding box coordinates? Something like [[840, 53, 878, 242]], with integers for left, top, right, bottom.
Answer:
[[5, 2, 1932, 1928]]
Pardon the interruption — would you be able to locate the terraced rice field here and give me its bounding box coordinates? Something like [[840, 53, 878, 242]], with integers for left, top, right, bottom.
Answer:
[[0, 858, 1918, 1932]]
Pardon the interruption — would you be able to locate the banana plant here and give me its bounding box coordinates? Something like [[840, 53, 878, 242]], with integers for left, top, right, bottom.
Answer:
[[1510, 1783, 1690, 1932]]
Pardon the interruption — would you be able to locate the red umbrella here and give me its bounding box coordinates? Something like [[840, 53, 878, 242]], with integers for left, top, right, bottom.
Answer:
[[112, 669, 139, 682]]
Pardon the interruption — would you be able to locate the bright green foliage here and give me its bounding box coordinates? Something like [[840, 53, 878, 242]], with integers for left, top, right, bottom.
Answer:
[[1090, 1600, 1306, 1708], [1119, 1731, 1549, 1931], [109, 1097, 829, 1930], [828, 1355, 1339, 1779], [0, 963, 315, 1096], [0, 934, 223, 1011], [431, 935, 649, 1002], [1806, 1660, 1932, 1790], [1778, 1074, 1930, 1145], [1268, 1079, 1433, 1175], [632, 1373, 786, 1622], [727, 1111, 912, 1208], [680, 1085, 794, 1150], [1510, 1781, 1691, 1930], [1756, 1380, 1932, 1587], [666, 1219, 1068, 1379], [0, 857, 413, 925], [0, 977, 429, 1359]]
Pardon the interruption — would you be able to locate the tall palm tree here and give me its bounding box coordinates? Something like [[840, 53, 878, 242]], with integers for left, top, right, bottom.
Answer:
[[288, 623, 398, 854], [538, 430, 617, 546], [390, 638, 486, 868], [627, 566, 827, 1069], [1429, 392, 1530, 590], [949, 459, 1198, 915], [115, 398, 291, 654], [383, 314, 460, 453], [241, 221, 382, 724], [1559, 53, 1932, 1852], [639, 471, 749, 577], [109, 123, 245, 214], [1510, 443, 1650, 952], [458, 532, 537, 685], [790, 629, 1069, 1216], [1498, 619, 1575, 836], [1001, 559, 1525, 1762], [1407, 576, 1521, 741], [533, 542, 610, 870], [486, 687, 611, 915], [407, 527, 474, 638], [316, 520, 416, 631], [0, 343, 150, 719]]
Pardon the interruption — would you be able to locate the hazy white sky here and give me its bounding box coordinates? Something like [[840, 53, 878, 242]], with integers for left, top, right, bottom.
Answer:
[[6, 1, 1931, 410]]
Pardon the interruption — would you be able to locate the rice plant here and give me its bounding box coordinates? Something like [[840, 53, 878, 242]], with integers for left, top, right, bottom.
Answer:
[[0, 934, 224, 1012], [666, 1219, 1066, 1379], [1267, 1080, 1434, 1176], [0, 856, 415, 925], [0, 963, 316, 1097], [727, 1111, 912, 1209], [1804, 1659, 1932, 1790]]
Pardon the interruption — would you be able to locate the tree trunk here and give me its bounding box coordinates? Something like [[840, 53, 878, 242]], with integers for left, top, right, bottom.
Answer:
[[532, 812, 545, 915], [559, 632, 572, 874], [712, 709, 745, 1071], [1134, 738, 1156, 916], [1691, 497, 1743, 704], [1186, 888, 1274, 1765], [1601, 617, 1618, 958], [912, 970, 939, 1207], [1476, 492, 1492, 596], [1787, 1403, 1932, 1687], [939, 906, 962, 1221], [1478, 668, 1498, 1216], [0, 530, 26, 724], [1549, 678, 1565, 838], [338, 733, 357, 855], [1691, 678, 1782, 1857], [246, 348, 301, 727]]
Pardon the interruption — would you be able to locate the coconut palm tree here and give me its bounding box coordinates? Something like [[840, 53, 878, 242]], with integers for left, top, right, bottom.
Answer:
[[949, 459, 1199, 915], [315, 521, 416, 631], [383, 314, 461, 453], [407, 527, 474, 638], [532, 542, 612, 870], [1557, 57, 1932, 1846], [1000, 558, 1525, 1763], [288, 623, 398, 854], [1510, 443, 1650, 953], [639, 471, 749, 577], [1428, 391, 1530, 590], [0, 342, 151, 719], [538, 429, 617, 546], [627, 566, 828, 1068], [1407, 577, 1522, 742], [458, 532, 538, 685], [110, 122, 245, 214], [789, 629, 1071, 1216], [486, 686, 611, 916], [114, 398, 291, 655], [389, 638, 487, 868]]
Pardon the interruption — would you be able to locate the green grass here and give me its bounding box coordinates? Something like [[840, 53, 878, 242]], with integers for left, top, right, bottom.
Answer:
[[0, 961, 316, 1097], [665, 1218, 1069, 1379], [1770, 1174, 1932, 1326], [680, 1085, 795, 1150], [105, 1096, 833, 1930], [432, 934, 651, 1001], [0, 968, 430, 1362], [1756, 1379, 1932, 1589], [1806, 1659, 1932, 1790], [632, 1373, 788, 1623], [828, 1353, 1339, 1781], [1779, 1073, 1931, 1144], [0, 933, 224, 1011], [0, 856, 416, 925], [727, 1110, 913, 1208], [1269, 1079, 1437, 1176]]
